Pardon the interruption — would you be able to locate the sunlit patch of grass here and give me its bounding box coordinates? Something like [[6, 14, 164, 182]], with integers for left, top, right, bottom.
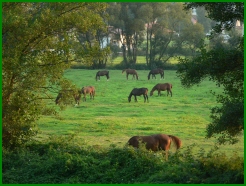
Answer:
[[36, 70, 244, 157]]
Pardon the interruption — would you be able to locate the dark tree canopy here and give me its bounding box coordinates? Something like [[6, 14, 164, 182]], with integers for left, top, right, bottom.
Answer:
[[2, 2, 108, 149], [177, 2, 244, 144]]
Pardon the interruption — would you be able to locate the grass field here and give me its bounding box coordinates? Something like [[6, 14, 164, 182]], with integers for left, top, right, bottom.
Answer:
[[109, 56, 180, 65], [36, 69, 244, 157]]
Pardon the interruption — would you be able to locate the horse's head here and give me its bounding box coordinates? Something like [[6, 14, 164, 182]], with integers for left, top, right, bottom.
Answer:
[[150, 91, 154, 96], [128, 96, 131, 102], [122, 69, 125, 74], [55, 93, 62, 105]]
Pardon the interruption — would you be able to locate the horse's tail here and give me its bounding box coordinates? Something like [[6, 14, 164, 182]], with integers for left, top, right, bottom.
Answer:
[[168, 135, 182, 150], [170, 84, 172, 89], [145, 88, 148, 95], [161, 70, 164, 79]]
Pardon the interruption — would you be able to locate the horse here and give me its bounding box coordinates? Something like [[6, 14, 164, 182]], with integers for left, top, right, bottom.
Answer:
[[147, 69, 164, 80], [55, 90, 81, 105], [96, 70, 109, 81], [122, 69, 139, 80], [128, 88, 148, 103], [127, 134, 182, 160], [81, 86, 95, 101], [150, 83, 173, 97]]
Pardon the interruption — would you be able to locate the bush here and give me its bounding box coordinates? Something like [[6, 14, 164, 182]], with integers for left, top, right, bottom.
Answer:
[[2, 137, 244, 184]]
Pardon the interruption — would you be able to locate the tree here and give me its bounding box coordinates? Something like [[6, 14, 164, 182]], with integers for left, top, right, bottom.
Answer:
[[181, 22, 204, 56], [195, 7, 214, 34], [139, 3, 204, 68], [2, 3, 108, 149], [107, 3, 145, 67], [177, 3, 244, 144]]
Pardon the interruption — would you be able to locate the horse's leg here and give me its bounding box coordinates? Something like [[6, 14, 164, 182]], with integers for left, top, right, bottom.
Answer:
[[126, 73, 128, 80], [134, 95, 137, 102], [146, 94, 149, 103], [170, 90, 172, 97]]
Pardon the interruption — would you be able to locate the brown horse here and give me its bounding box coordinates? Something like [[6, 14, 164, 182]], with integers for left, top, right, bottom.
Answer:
[[55, 90, 81, 105], [128, 88, 148, 103], [96, 70, 109, 81], [150, 83, 173, 97], [148, 69, 164, 80], [128, 134, 182, 160], [122, 69, 139, 80], [81, 86, 95, 101]]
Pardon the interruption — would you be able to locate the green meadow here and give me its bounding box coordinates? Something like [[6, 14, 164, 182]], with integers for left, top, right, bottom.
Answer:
[[37, 69, 244, 157]]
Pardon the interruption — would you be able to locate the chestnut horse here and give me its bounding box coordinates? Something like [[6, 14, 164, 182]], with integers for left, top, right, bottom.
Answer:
[[81, 86, 95, 101], [122, 69, 139, 80], [96, 70, 109, 81], [148, 69, 164, 80], [128, 88, 148, 103], [128, 134, 182, 160], [150, 83, 173, 97], [55, 90, 81, 105]]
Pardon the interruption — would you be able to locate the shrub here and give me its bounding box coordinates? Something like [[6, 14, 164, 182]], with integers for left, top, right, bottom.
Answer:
[[2, 138, 244, 184]]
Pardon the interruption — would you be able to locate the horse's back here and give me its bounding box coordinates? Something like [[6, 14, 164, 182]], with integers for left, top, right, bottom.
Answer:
[[157, 83, 172, 90], [128, 135, 158, 151], [82, 86, 95, 93], [132, 87, 148, 95]]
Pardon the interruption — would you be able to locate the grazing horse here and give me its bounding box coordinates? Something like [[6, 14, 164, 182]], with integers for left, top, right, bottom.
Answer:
[[148, 69, 164, 80], [122, 69, 139, 80], [96, 70, 109, 81], [150, 83, 173, 97], [128, 134, 182, 160], [81, 86, 95, 101], [128, 88, 148, 103], [55, 90, 81, 105]]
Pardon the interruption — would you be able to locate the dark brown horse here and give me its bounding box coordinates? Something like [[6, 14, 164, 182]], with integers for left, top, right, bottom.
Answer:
[[150, 83, 173, 97], [96, 70, 109, 81], [128, 134, 182, 160], [148, 69, 164, 80], [55, 90, 81, 105], [122, 69, 139, 80], [128, 88, 148, 103], [81, 86, 95, 101]]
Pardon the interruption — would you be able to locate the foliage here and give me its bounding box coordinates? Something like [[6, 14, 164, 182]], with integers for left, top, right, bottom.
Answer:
[[2, 2, 108, 149], [2, 137, 244, 184], [107, 3, 146, 66], [177, 3, 244, 144], [107, 2, 205, 69], [184, 2, 244, 34]]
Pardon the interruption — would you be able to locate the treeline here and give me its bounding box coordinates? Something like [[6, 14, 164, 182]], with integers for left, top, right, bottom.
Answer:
[[74, 2, 210, 69]]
